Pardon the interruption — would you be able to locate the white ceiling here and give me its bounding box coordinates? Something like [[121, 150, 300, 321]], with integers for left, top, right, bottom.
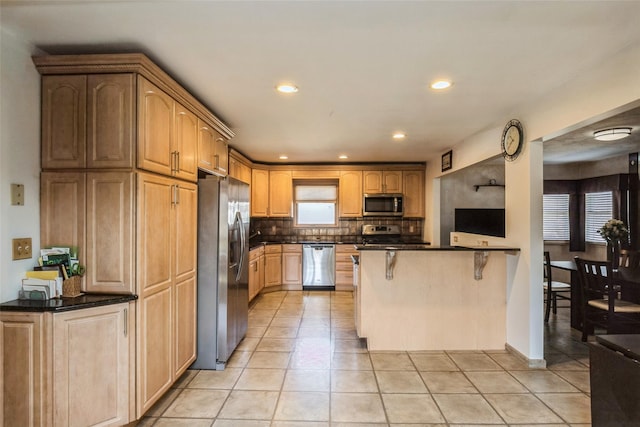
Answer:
[[2, 0, 640, 164]]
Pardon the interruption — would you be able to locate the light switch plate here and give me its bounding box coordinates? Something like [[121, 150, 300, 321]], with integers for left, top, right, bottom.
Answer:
[[11, 184, 24, 206], [12, 238, 32, 260]]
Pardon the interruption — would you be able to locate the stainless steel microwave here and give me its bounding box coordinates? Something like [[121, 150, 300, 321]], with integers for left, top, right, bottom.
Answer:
[[362, 193, 404, 216]]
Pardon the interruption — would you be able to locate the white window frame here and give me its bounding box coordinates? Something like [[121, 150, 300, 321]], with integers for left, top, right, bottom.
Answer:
[[293, 181, 338, 227], [543, 194, 570, 241]]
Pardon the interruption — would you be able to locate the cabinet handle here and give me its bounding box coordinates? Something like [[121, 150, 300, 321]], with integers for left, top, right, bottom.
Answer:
[[124, 308, 128, 337], [214, 154, 219, 170], [171, 151, 178, 174], [173, 184, 180, 205], [176, 152, 180, 173]]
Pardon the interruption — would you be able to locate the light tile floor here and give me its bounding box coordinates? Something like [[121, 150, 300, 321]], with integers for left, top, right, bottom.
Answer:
[[137, 290, 592, 426]]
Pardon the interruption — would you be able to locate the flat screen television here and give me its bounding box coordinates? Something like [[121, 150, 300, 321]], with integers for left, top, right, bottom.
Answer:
[[454, 208, 505, 238]]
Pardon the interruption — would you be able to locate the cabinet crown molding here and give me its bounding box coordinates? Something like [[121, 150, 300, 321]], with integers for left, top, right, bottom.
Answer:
[[33, 53, 234, 140]]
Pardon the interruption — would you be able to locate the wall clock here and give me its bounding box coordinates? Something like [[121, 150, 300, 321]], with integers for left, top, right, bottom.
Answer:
[[501, 119, 524, 161]]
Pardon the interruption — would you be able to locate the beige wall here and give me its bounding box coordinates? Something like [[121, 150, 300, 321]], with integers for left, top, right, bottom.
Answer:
[[0, 29, 42, 302], [425, 40, 640, 361]]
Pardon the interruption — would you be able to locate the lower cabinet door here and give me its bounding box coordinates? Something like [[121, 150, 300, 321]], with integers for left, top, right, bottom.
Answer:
[[0, 312, 46, 427], [53, 303, 130, 426]]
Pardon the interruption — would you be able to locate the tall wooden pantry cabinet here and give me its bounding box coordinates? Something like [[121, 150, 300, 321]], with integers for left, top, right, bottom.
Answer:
[[34, 53, 235, 421]]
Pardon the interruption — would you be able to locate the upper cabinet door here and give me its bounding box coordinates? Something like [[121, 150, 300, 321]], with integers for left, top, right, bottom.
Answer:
[[339, 170, 363, 217], [42, 75, 87, 169], [87, 74, 134, 169], [269, 170, 293, 217], [137, 76, 174, 176], [363, 170, 403, 193], [213, 134, 228, 176], [197, 119, 215, 174], [363, 171, 383, 193], [383, 171, 403, 193], [251, 169, 269, 217], [403, 170, 425, 218], [173, 104, 198, 182]]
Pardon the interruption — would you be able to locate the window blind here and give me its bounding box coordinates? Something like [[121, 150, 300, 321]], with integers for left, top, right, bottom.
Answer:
[[543, 194, 570, 241], [294, 184, 338, 226], [585, 191, 613, 243]]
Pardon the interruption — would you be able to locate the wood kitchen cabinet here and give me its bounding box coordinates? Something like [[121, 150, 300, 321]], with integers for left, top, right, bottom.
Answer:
[[282, 244, 302, 289], [363, 170, 403, 194], [0, 302, 134, 427], [250, 169, 292, 217], [339, 170, 363, 217], [40, 172, 86, 271], [335, 244, 358, 291], [251, 168, 270, 217], [249, 246, 265, 301], [35, 53, 234, 421], [403, 169, 425, 218], [0, 311, 47, 426], [136, 173, 197, 414], [229, 153, 252, 184], [41, 74, 135, 170], [269, 170, 293, 217], [198, 119, 228, 177], [86, 172, 135, 294], [264, 245, 283, 288], [138, 76, 199, 182]]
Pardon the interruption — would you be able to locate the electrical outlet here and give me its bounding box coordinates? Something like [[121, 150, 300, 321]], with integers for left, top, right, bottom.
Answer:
[[11, 184, 24, 206], [12, 238, 32, 260]]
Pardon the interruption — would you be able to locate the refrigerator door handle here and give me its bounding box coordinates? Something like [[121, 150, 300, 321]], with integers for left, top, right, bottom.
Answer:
[[235, 211, 245, 282]]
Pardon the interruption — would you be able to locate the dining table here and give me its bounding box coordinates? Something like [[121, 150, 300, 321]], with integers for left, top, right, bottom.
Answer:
[[549, 260, 582, 330], [549, 259, 640, 331]]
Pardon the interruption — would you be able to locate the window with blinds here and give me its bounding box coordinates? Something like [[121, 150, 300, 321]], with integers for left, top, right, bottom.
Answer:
[[294, 183, 338, 226], [543, 194, 570, 241], [585, 191, 613, 243]]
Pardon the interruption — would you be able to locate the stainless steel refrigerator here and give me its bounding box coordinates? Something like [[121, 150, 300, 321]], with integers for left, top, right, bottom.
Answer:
[[193, 175, 249, 370]]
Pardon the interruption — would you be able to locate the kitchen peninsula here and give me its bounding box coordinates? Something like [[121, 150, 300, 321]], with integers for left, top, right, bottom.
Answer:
[[355, 245, 519, 351]]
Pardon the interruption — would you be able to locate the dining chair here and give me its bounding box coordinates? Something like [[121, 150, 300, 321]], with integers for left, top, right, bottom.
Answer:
[[619, 249, 640, 269], [543, 252, 571, 322], [574, 256, 640, 341]]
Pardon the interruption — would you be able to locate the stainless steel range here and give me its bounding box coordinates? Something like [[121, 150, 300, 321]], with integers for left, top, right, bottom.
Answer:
[[361, 224, 402, 245]]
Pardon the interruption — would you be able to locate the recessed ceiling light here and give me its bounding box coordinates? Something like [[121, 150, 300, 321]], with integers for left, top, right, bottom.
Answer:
[[279, 155, 288, 160], [339, 155, 348, 159], [392, 132, 406, 140], [593, 128, 632, 141], [430, 80, 452, 90], [276, 84, 299, 94]]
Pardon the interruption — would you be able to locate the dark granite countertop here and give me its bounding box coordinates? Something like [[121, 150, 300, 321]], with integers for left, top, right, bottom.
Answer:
[[0, 293, 138, 313], [596, 334, 640, 361], [357, 244, 519, 251]]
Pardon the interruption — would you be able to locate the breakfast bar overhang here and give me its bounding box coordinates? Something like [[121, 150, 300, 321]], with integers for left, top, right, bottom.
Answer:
[[355, 245, 520, 351]]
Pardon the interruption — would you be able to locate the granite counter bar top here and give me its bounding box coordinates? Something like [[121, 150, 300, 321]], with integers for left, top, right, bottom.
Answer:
[[0, 293, 138, 313], [357, 244, 519, 251]]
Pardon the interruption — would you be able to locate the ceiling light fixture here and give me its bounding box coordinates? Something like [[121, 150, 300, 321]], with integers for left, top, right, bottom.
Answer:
[[430, 80, 452, 90], [593, 128, 632, 141], [339, 155, 348, 159], [392, 132, 406, 140], [276, 84, 299, 94], [279, 155, 288, 160]]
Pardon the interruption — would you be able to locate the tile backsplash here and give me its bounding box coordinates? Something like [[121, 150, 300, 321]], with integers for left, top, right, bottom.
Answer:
[[250, 217, 423, 243]]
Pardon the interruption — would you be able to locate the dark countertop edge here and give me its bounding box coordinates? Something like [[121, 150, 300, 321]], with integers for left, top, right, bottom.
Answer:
[[357, 245, 520, 251], [0, 293, 138, 313]]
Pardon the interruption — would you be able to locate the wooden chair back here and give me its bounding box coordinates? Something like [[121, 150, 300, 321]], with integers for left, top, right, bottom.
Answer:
[[619, 249, 640, 269], [574, 257, 613, 310]]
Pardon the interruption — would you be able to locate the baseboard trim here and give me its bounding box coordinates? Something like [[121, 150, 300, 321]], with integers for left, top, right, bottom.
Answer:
[[506, 343, 547, 368]]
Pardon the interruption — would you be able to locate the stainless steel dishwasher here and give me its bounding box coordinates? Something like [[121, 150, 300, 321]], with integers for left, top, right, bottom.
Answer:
[[302, 244, 336, 289]]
